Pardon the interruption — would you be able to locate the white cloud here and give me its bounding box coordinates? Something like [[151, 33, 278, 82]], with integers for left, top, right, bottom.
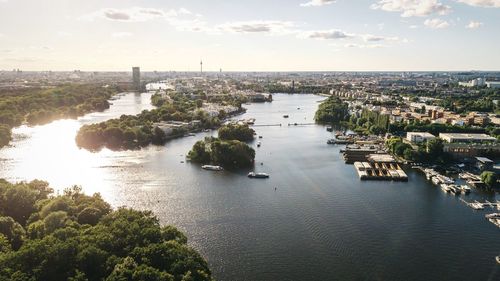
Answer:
[[345, 43, 385, 48], [300, 0, 336, 7], [112, 32, 133, 38], [466, 20, 483, 28], [456, 0, 500, 7], [424, 18, 450, 28], [300, 29, 354, 40], [371, 0, 451, 17], [409, 24, 419, 28], [83, 7, 183, 22], [216, 21, 294, 34], [362, 34, 402, 42]]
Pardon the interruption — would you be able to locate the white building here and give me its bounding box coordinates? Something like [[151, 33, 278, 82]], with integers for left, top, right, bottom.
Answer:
[[439, 133, 496, 144], [459, 78, 485, 87], [406, 132, 436, 143], [486, 81, 500, 89]]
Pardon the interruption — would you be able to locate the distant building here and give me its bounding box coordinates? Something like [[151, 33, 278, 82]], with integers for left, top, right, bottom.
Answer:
[[458, 78, 485, 87], [486, 81, 500, 89], [406, 132, 436, 144], [439, 133, 496, 144], [132, 67, 141, 91]]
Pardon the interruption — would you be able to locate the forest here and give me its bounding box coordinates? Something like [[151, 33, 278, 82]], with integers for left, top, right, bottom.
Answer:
[[0, 84, 116, 148], [314, 96, 349, 124], [188, 137, 255, 169], [0, 179, 213, 281]]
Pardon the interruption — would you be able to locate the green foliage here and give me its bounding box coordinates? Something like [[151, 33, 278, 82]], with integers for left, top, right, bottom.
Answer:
[[0, 179, 213, 281], [0, 125, 12, 148], [188, 137, 255, 169], [388, 119, 486, 136], [0, 217, 25, 250], [76, 94, 222, 151], [218, 123, 255, 142], [348, 109, 390, 135], [481, 171, 498, 188], [0, 84, 116, 148], [426, 138, 444, 159], [314, 96, 349, 124]]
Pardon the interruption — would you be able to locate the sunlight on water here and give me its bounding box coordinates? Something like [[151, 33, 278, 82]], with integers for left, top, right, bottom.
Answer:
[[0, 92, 154, 196]]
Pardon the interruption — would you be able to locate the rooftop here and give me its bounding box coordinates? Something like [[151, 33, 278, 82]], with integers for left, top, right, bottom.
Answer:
[[439, 133, 496, 141]]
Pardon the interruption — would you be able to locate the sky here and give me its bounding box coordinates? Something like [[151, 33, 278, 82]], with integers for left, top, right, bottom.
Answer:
[[0, 0, 499, 71]]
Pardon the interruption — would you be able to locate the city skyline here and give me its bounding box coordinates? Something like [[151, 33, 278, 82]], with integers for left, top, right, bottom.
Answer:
[[1, 0, 500, 71]]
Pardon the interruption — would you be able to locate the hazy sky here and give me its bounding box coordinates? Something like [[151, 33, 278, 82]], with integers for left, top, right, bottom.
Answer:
[[0, 0, 499, 71]]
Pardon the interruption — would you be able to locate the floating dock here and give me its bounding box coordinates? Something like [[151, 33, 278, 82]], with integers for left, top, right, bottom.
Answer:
[[354, 160, 408, 181]]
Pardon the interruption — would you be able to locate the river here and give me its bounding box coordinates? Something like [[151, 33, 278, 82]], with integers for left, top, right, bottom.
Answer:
[[1, 92, 499, 281]]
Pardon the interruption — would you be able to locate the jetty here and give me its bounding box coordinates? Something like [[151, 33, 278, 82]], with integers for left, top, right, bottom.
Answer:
[[460, 198, 500, 210], [353, 154, 408, 181]]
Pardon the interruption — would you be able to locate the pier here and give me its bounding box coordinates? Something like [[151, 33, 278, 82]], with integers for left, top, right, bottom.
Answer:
[[353, 154, 408, 181], [250, 124, 282, 127]]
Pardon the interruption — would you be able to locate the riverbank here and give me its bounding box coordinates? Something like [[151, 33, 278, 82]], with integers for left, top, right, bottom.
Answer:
[[1, 94, 499, 281]]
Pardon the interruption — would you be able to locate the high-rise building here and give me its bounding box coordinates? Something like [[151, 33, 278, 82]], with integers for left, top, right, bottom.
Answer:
[[132, 67, 140, 91]]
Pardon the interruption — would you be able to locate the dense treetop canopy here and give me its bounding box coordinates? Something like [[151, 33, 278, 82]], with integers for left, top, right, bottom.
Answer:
[[0, 179, 213, 281]]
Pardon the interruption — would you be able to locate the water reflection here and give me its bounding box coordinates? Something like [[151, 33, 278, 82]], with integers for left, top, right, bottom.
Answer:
[[0, 92, 154, 196]]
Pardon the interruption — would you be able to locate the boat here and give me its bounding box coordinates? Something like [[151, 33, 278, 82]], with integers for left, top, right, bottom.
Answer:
[[258, 136, 263, 139], [496, 256, 500, 264], [245, 118, 256, 125], [248, 172, 269, 178], [460, 185, 471, 194], [440, 184, 451, 193], [485, 213, 500, 219], [327, 139, 336, 145], [448, 185, 461, 195], [326, 126, 333, 132], [432, 177, 441, 186], [471, 201, 485, 210], [283, 115, 289, 118], [257, 141, 261, 147], [201, 165, 223, 171]]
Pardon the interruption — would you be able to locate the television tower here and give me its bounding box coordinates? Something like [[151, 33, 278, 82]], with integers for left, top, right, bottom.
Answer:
[[200, 59, 203, 74]]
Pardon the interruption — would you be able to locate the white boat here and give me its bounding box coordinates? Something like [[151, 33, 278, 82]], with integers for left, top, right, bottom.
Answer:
[[485, 213, 500, 219], [257, 141, 261, 147], [201, 165, 223, 171], [248, 172, 269, 178], [460, 185, 471, 194], [440, 184, 451, 193], [432, 177, 441, 185]]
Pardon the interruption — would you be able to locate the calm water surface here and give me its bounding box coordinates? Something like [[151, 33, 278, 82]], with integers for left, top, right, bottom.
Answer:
[[1, 93, 499, 281]]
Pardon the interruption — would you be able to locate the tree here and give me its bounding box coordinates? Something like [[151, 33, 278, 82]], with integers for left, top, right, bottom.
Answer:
[[481, 171, 498, 188], [314, 96, 349, 124], [426, 138, 444, 159], [218, 123, 255, 142], [0, 179, 213, 281], [3, 186, 38, 225], [0, 217, 25, 250]]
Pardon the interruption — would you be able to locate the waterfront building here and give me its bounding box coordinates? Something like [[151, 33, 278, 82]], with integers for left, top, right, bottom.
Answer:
[[439, 133, 497, 144], [406, 132, 436, 144]]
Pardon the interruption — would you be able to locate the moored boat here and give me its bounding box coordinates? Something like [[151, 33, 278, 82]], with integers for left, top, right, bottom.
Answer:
[[201, 165, 223, 171], [460, 185, 471, 194], [248, 172, 270, 178]]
